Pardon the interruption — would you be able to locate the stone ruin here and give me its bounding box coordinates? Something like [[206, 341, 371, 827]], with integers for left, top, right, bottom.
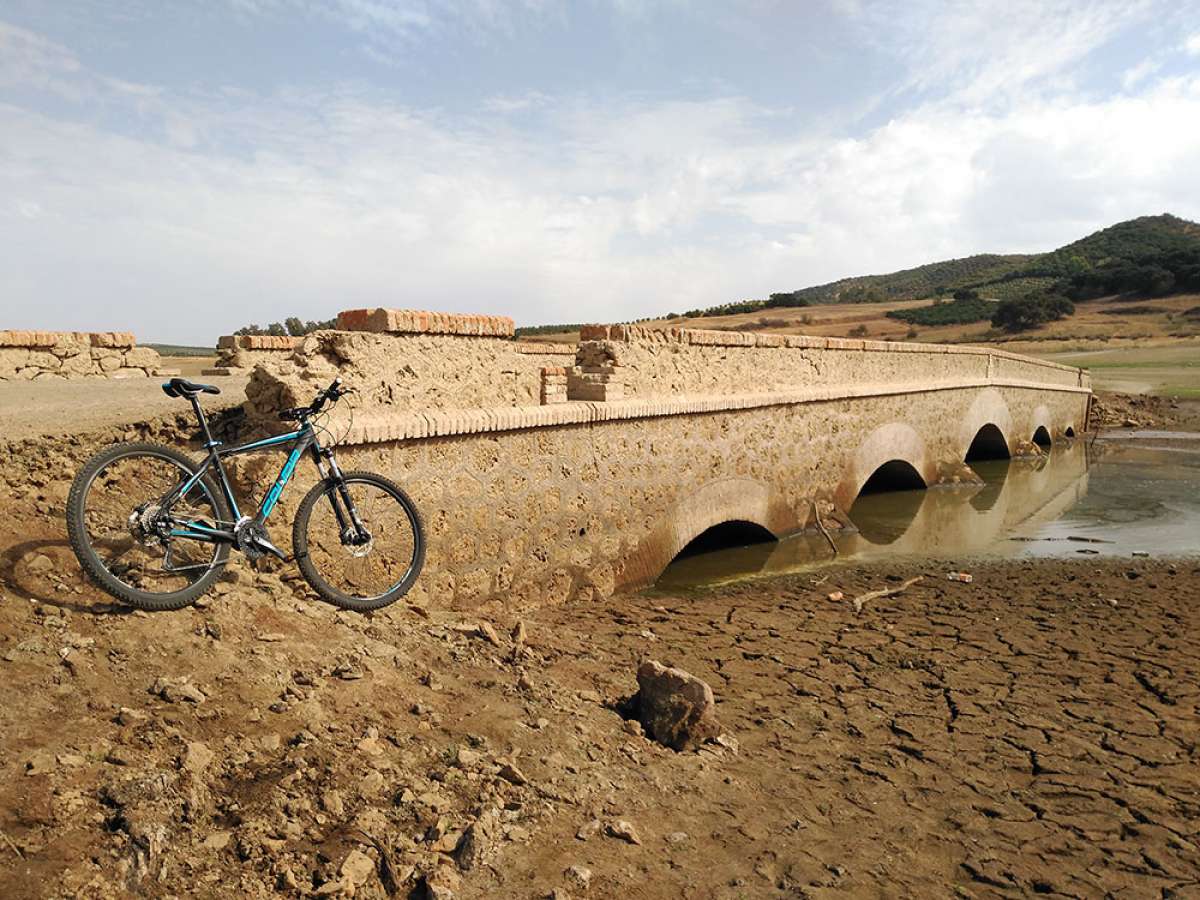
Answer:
[[237, 308, 577, 433], [0, 330, 176, 381], [203, 334, 301, 376]]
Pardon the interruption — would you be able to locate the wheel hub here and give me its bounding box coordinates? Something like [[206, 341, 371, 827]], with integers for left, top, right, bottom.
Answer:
[[128, 502, 164, 547]]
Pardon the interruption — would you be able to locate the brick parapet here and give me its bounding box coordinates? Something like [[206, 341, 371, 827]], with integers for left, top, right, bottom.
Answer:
[[216, 335, 301, 351], [579, 323, 1083, 376], [515, 341, 575, 355], [575, 323, 1090, 396], [337, 308, 515, 338]]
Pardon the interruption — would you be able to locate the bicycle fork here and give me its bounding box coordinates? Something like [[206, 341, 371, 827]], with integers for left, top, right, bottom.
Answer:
[[313, 447, 371, 547]]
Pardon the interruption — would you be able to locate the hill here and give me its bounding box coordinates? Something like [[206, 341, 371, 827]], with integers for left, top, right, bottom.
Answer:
[[516, 213, 1200, 336], [609, 213, 1199, 324]]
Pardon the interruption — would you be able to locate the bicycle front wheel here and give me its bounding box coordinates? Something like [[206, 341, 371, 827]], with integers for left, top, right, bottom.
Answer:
[[66, 442, 231, 610], [293, 471, 425, 611]]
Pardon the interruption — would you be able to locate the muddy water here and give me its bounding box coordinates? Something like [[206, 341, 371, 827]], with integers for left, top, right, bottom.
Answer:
[[655, 431, 1200, 590]]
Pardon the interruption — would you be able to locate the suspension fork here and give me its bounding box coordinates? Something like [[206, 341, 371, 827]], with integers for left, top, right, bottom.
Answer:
[[312, 445, 369, 543]]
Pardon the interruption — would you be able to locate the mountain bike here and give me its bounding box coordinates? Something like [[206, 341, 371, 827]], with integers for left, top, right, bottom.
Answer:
[[66, 376, 424, 612]]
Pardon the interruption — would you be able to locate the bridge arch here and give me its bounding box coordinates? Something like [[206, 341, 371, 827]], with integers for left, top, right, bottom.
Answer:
[[837, 422, 930, 508], [1032, 425, 1052, 448], [966, 423, 1011, 460], [959, 389, 1014, 460], [620, 478, 787, 590], [1029, 402, 1052, 442], [858, 459, 927, 494]]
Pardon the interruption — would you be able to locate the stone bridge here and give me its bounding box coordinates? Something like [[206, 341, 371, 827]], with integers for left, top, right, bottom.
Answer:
[[239, 308, 1091, 610]]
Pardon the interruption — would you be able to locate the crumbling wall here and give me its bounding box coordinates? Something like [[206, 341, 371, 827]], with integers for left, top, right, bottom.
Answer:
[[205, 335, 301, 376], [242, 309, 576, 430], [0, 331, 172, 381]]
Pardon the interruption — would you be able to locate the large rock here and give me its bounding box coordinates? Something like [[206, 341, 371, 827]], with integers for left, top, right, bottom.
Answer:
[[634, 659, 721, 750]]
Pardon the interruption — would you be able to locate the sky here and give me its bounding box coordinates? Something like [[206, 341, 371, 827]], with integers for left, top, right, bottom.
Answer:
[[2, 1, 1199, 343]]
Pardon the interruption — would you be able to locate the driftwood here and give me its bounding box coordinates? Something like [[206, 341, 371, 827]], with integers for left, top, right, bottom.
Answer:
[[0, 827, 23, 859], [812, 501, 839, 557], [851, 575, 922, 615]]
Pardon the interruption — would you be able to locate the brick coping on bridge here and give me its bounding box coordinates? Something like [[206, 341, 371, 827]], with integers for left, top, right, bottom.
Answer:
[[578, 323, 1083, 376], [340, 375, 1090, 445]]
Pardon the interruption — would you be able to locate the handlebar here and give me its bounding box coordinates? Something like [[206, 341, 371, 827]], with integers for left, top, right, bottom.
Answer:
[[279, 377, 349, 422]]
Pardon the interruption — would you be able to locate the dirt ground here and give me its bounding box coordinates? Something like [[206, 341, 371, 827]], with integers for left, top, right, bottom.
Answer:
[[0, 411, 1198, 899], [0, 372, 245, 443]]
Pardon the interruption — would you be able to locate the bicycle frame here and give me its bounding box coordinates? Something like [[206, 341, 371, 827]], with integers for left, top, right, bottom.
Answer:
[[156, 393, 350, 546]]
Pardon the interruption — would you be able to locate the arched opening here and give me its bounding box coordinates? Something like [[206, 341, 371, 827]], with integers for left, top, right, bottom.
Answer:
[[858, 459, 926, 494], [670, 520, 777, 561], [1065, 426, 1076, 438], [1032, 426, 1052, 449], [851, 460, 927, 544], [965, 424, 1010, 461]]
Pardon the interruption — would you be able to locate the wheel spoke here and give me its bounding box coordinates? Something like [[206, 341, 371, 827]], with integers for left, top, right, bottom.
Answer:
[[303, 478, 421, 602]]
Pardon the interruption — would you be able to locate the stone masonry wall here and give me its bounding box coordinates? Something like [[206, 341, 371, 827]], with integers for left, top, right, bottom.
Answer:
[[0, 331, 171, 381]]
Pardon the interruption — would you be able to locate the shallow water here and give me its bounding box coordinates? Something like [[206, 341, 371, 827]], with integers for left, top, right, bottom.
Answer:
[[654, 431, 1200, 591]]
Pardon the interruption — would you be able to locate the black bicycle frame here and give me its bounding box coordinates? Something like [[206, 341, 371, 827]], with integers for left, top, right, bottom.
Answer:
[[158, 395, 333, 544]]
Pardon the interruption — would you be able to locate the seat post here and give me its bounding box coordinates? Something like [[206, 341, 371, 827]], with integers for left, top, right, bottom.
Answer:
[[191, 396, 217, 448]]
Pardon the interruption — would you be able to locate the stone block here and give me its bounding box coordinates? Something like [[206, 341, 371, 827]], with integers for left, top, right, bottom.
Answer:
[[123, 347, 161, 368], [89, 332, 136, 349], [578, 325, 610, 341]]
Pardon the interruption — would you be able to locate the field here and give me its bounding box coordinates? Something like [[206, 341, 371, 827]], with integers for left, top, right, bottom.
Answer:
[[1035, 345, 1200, 399]]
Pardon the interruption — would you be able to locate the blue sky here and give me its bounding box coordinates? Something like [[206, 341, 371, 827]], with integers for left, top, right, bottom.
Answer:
[[2, 1, 1199, 343]]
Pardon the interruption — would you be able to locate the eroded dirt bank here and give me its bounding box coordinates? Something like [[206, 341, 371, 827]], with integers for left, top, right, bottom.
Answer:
[[2, 522, 1198, 899]]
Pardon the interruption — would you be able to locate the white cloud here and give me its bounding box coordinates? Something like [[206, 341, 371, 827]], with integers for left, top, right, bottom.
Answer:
[[1185, 32, 1200, 55], [2, 7, 1199, 342], [846, 0, 1155, 105], [1121, 58, 1161, 90]]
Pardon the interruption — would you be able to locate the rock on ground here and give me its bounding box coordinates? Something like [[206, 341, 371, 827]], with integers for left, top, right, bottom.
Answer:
[[634, 659, 722, 750]]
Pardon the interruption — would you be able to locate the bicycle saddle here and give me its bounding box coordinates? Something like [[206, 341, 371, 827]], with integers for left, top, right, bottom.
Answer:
[[161, 377, 221, 398]]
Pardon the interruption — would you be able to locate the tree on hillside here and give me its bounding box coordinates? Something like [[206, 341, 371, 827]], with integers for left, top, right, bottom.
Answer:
[[991, 293, 1075, 333]]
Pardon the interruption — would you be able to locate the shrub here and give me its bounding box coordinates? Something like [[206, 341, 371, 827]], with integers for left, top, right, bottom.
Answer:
[[848, 324, 869, 337], [990, 293, 1075, 332]]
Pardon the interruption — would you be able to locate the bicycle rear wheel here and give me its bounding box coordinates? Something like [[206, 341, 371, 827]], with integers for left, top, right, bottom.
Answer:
[[66, 442, 232, 610], [293, 471, 425, 611]]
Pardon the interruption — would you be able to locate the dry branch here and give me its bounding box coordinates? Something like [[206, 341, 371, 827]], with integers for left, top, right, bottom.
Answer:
[[852, 576, 922, 615]]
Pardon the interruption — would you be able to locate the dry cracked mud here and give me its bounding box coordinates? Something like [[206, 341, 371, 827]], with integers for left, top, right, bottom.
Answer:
[[0, 408, 1197, 899]]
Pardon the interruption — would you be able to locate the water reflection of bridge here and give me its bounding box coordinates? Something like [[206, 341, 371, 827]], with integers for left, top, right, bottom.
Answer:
[[657, 442, 1090, 589]]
